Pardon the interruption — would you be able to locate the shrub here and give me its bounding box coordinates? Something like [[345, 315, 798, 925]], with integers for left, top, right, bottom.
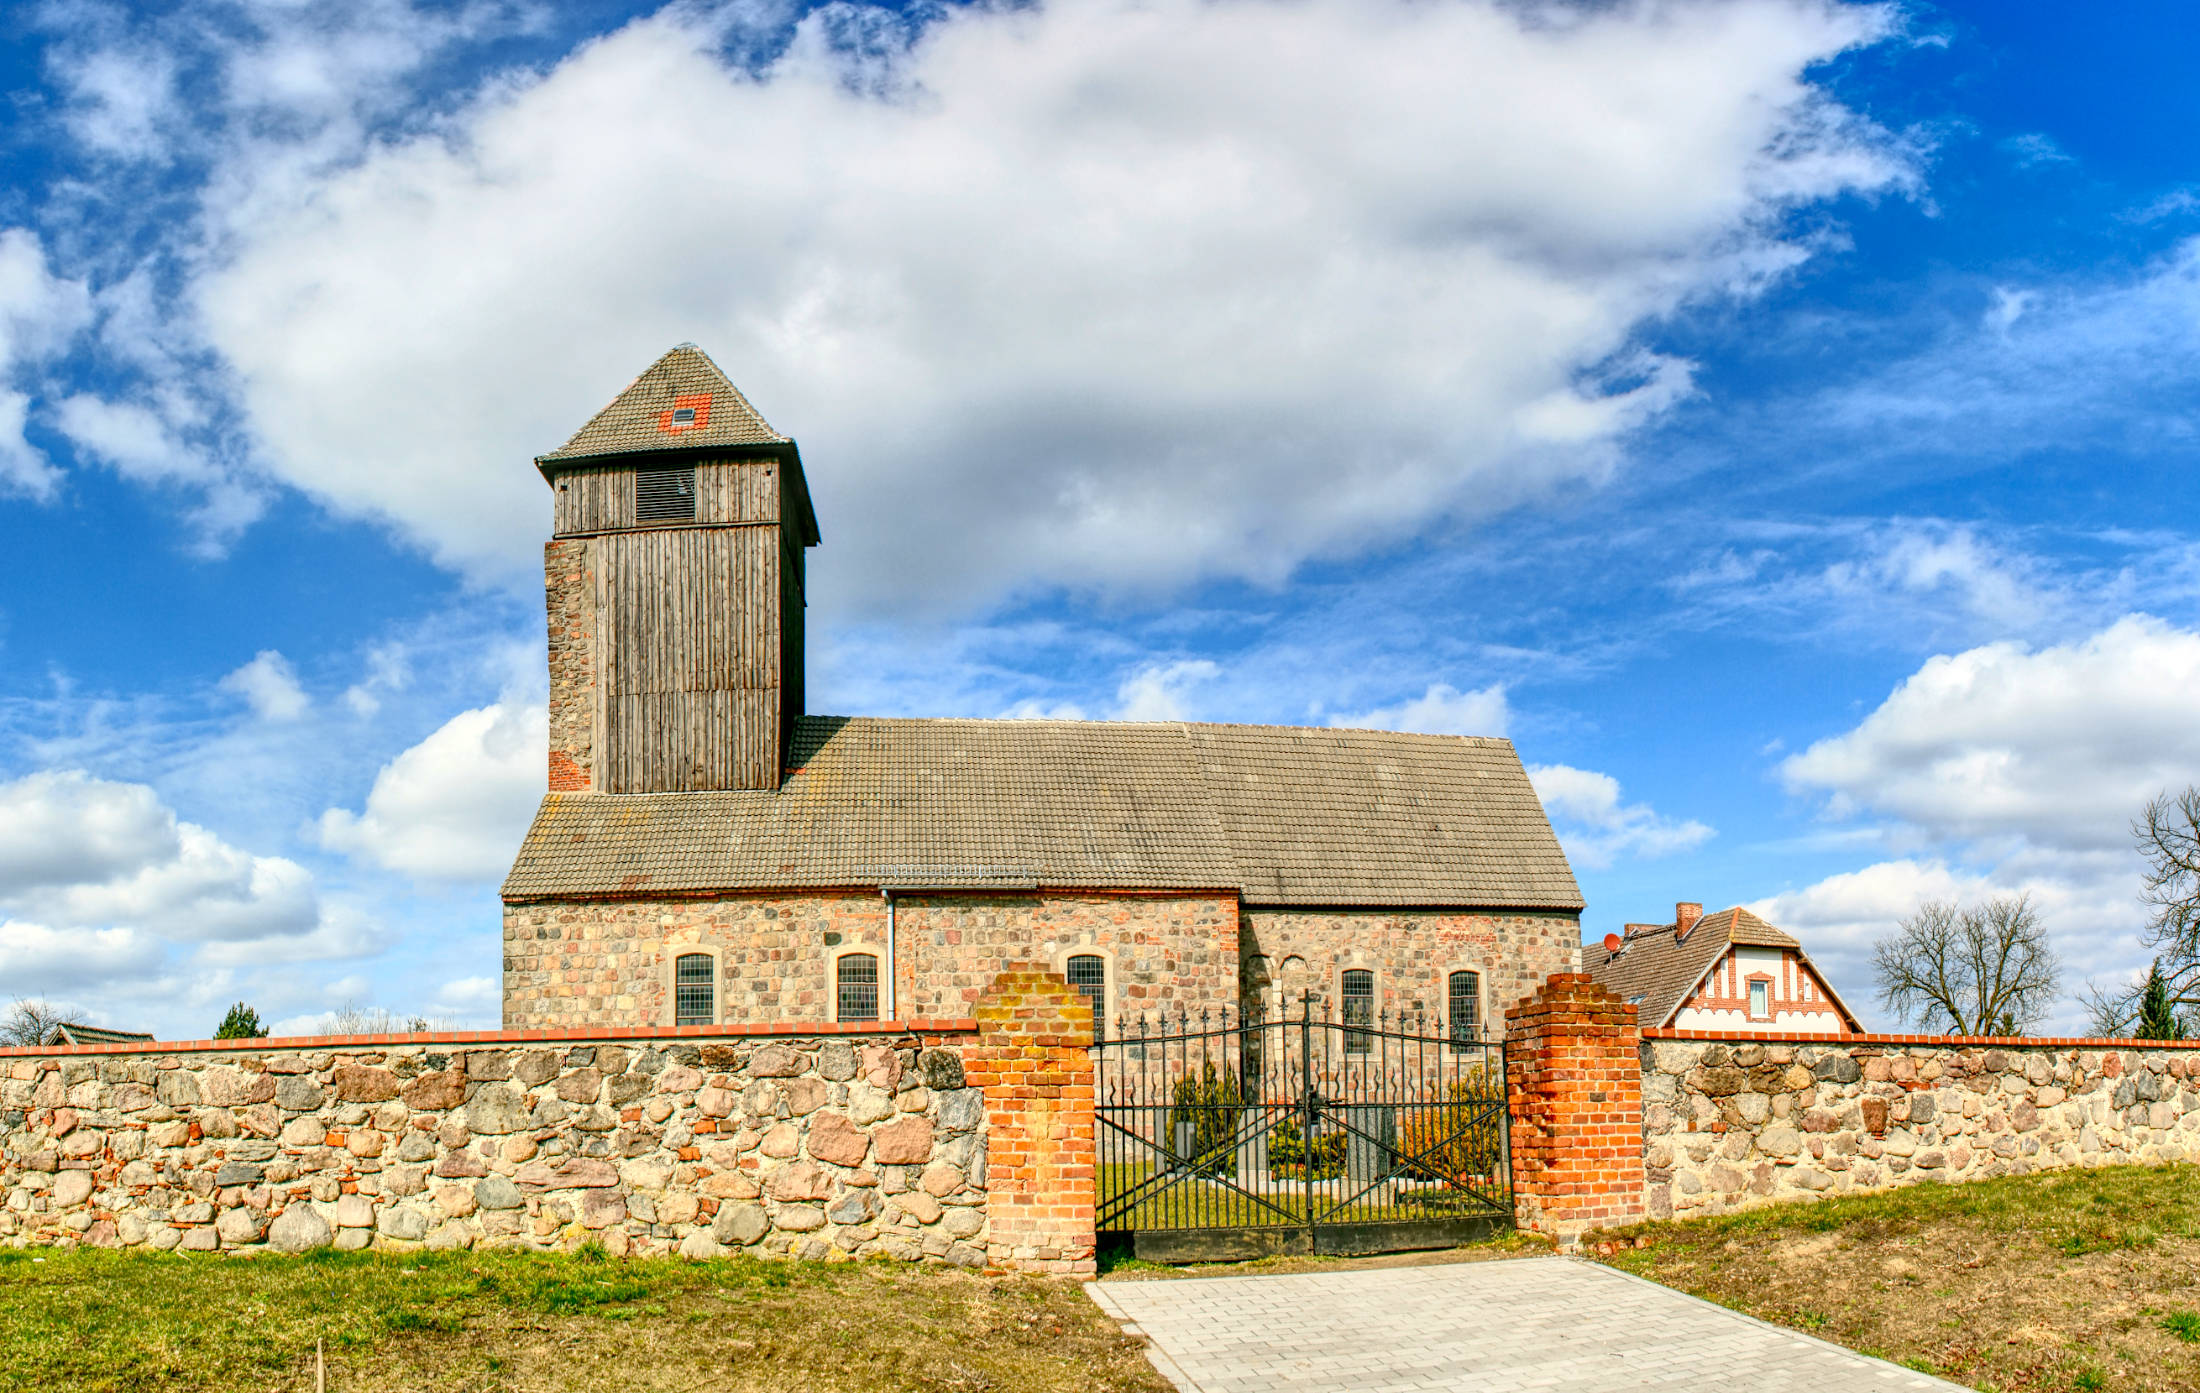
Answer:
[[1164, 1060, 1241, 1175], [1267, 1114, 1344, 1181], [1397, 1070, 1505, 1187]]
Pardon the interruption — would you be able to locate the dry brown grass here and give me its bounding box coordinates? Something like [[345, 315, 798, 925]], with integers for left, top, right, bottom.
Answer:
[[1595, 1162, 2200, 1393], [0, 1245, 1167, 1393]]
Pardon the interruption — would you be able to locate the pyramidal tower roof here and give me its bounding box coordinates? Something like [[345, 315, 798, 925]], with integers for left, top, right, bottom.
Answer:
[[538, 344, 788, 466]]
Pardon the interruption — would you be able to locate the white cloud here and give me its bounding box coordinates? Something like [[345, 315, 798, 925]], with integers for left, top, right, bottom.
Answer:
[[55, 45, 178, 159], [1333, 682, 1509, 738], [1528, 763, 1714, 870], [186, 0, 1912, 604], [1767, 615, 2200, 1029], [0, 770, 323, 943], [219, 649, 311, 722], [1805, 235, 2200, 469], [0, 920, 167, 995], [317, 699, 547, 879], [0, 768, 377, 1018], [1781, 615, 2200, 854], [0, 228, 93, 497], [0, 770, 179, 893], [1111, 661, 1221, 723]]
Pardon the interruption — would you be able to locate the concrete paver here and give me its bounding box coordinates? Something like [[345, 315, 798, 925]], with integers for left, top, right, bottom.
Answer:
[[1086, 1256, 1971, 1393]]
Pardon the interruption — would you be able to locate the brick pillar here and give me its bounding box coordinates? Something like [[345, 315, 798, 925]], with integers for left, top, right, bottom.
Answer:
[[965, 968, 1096, 1276], [1505, 972, 1646, 1244]]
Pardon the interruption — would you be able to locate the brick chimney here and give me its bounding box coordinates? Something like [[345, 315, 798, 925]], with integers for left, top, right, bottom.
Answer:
[[1674, 902, 1703, 940]]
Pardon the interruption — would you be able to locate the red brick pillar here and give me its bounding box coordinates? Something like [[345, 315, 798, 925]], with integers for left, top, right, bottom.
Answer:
[[966, 968, 1096, 1276], [1505, 972, 1646, 1244]]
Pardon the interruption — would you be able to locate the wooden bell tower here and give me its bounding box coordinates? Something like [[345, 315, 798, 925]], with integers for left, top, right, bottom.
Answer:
[[537, 345, 820, 793]]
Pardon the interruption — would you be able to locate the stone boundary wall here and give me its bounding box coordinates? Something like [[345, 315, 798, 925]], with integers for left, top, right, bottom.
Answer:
[[1640, 1028, 2200, 1223], [1, 1022, 1006, 1267]]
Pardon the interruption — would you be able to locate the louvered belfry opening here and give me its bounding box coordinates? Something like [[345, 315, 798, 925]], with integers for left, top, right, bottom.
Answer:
[[538, 343, 821, 794], [635, 465, 696, 521]]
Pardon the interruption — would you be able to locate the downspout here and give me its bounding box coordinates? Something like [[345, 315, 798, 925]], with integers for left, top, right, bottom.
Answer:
[[881, 889, 898, 1022]]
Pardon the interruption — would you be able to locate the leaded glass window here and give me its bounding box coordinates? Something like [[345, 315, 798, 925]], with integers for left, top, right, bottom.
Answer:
[[838, 953, 879, 1022], [1066, 954, 1105, 1038], [1448, 970, 1481, 1049], [675, 954, 714, 1026], [1341, 969, 1374, 1054]]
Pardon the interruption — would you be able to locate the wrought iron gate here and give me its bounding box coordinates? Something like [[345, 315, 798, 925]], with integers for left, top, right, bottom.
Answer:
[[1093, 995, 1512, 1262]]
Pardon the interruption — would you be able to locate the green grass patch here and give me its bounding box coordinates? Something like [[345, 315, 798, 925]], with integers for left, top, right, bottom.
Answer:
[[1592, 1163, 2200, 1393], [0, 1246, 1162, 1393]]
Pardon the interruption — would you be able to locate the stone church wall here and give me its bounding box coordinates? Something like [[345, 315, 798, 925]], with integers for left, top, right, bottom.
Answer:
[[1, 1027, 993, 1265], [503, 890, 1237, 1030], [1240, 907, 1579, 1030], [1641, 1034, 2200, 1221]]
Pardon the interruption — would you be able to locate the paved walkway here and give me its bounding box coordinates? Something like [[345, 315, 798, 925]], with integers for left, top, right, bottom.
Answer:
[[1086, 1256, 1970, 1393]]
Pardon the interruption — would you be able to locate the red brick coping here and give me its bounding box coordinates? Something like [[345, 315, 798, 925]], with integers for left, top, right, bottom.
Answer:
[[1643, 1027, 2194, 1049], [0, 1018, 979, 1059]]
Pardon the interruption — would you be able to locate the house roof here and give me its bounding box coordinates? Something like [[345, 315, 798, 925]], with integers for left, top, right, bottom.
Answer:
[[537, 344, 788, 467], [54, 1023, 155, 1046], [1586, 906, 1862, 1030], [502, 716, 1584, 910]]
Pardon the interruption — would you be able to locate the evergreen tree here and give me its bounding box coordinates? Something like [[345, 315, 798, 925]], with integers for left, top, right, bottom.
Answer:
[[214, 1002, 268, 1039], [2136, 961, 2186, 1040]]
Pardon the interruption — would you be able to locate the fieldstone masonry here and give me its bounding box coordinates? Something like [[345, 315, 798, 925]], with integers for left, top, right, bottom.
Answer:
[[1641, 1033, 2200, 1220], [0, 1024, 1002, 1266]]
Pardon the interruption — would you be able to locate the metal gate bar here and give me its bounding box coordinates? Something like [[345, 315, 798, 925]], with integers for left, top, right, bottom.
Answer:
[[1093, 993, 1512, 1261]]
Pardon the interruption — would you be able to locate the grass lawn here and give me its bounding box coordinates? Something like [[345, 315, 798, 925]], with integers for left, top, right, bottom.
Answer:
[[1595, 1163, 2200, 1393], [0, 1246, 1167, 1393]]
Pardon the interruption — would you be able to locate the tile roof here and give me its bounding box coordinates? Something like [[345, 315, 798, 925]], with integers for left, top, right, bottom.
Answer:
[[54, 1022, 156, 1046], [503, 716, 1584, 909], [537, 344, 787, 466], [1587, 906, 1861, 1030]]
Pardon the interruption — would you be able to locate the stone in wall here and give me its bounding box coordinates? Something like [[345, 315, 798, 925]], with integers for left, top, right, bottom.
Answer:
[[0, 1032, 989, 1267], [1640, 1038, 2200, 1220]]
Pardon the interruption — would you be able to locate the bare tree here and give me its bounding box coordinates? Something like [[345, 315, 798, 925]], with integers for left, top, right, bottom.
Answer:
[[2088, 788, 2200, 1036], [322, 1002, 453, 1036], [1873, 894, 2061, 1035], [2, 998, 87, 1047]]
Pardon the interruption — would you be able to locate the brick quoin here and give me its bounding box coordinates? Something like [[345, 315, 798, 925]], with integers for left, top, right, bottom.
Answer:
[[1505, 972, 1646, 1244], [964, 967, 1096, 1277]]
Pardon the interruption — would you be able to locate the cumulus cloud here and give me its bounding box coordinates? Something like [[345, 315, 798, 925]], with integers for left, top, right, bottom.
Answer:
[[1528, 763, 1714, 870], [1766, 615, 2200, 1027], [182, 0, 1912, 604], [0, 769, 377, 1019], [1334, 683, 1510, 738], [1781, 615, 2200, 853], [219, 649, 311, 722], [0, 770, 323, 943], [317, 699, 547, 879]]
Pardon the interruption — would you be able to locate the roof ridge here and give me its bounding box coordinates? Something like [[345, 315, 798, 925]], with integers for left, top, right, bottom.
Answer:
[[798, 713, 1514, 744]]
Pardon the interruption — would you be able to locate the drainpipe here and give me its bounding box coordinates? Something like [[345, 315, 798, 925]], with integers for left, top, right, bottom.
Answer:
[[881, 889, 898, 1022], [876, 881, 1040, 1026]]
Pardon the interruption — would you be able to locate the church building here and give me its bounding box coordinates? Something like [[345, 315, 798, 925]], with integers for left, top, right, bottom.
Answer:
[[501, 346, 1586, 1033]]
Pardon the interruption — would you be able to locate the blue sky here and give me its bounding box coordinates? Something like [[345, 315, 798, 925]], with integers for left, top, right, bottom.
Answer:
[[2, 0, 2198, 1039]]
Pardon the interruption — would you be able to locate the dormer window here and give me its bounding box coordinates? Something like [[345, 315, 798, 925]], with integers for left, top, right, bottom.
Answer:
[[636, 465, 697, 521]]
